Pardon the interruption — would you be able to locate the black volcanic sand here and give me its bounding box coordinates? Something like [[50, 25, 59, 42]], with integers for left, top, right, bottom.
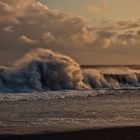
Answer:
[[0, 126, 140, 140], [0, 90, 140, 139]]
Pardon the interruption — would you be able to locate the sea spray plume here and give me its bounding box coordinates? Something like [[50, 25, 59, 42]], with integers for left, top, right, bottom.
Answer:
[[0, 49, 88, 92]]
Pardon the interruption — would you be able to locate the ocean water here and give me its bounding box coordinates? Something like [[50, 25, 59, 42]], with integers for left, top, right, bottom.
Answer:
[[0, 89, 139, 134], [0, 49, 140, 134], [0, 89, 111, 101], [0, 88, 139, 101]]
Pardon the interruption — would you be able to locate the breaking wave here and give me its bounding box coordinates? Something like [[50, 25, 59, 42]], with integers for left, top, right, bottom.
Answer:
[[0, 49, 88, 92], [83, 68, 140, 89], [0, 48, 140, 93]]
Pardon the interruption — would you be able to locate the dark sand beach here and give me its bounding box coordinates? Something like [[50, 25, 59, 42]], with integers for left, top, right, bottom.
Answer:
[[0, 126, 140, 140]]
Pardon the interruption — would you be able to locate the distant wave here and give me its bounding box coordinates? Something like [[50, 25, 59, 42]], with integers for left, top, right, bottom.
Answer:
[[83, 68, 140, 89], [0, 48, 140, 93]]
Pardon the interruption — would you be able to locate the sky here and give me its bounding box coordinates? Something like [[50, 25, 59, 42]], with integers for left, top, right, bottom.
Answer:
[[42, 0, 140, 24], [0, 0, 140, 65]]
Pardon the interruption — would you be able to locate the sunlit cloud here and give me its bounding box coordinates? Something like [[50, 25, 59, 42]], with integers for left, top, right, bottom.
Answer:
[[0, 0, 96, 48], [0, 0, 140, 65], [1, 0, 140, 51], [3, 26, 14, 33], [87, 0, 108, 14], [117, 19, 140, 30], [19, 35, 40, 45]]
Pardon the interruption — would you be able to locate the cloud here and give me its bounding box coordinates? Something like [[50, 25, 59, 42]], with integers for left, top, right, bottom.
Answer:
[[99, 19, 140, 31], [116, 31, 140, 47], [3, 26, 14, 33], [0, 0, 35, 24], [2, 0, 139, 51], [42, 32, 56, 43], [0, 0, 95, 48], [88, 0, 108, 13], [92, 30, 116, 48], [117, 19, 140, 30], [0, 0, 97, 65], [19, 35, 40, 45], [0, 0, 140, 65]]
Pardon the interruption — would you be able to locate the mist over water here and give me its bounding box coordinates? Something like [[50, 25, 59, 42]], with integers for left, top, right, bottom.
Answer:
[[0, 48, 140, 93]]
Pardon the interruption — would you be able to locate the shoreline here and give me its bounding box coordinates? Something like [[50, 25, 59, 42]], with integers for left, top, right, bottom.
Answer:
[[0, 126, 140, 140]]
